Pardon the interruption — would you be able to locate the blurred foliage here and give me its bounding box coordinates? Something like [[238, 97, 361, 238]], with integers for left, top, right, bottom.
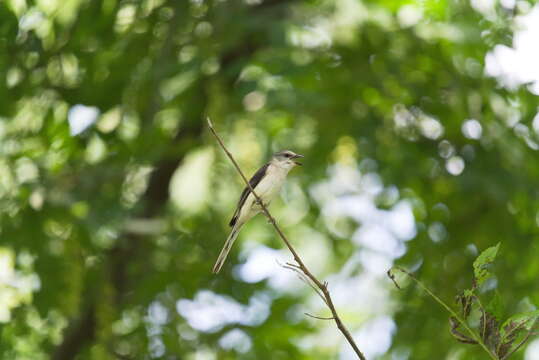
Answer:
[[1, 0, 539, 359]]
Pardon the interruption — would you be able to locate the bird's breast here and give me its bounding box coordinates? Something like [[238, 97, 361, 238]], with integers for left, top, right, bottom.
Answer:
[[255, 166, 287, 201]]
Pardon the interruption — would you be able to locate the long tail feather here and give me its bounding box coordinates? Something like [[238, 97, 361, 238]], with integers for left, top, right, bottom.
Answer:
[[212, 224, 242, 274]]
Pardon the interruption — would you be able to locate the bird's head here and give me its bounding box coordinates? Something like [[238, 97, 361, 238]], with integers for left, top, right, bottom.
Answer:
[[272, 150, 304, 169]]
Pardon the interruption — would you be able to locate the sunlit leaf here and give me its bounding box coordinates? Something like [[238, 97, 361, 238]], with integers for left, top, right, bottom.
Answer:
[[473, 243, 500, 287]]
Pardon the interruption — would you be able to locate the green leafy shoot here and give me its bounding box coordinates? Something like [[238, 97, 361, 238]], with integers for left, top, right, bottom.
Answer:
[[389, 243, 539, 359], [473, 243, 500, 287]]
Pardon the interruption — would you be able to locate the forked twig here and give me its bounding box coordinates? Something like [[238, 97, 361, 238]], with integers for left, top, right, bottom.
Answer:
[[208, 118, 366, 360], [282, 262, 327, 305]]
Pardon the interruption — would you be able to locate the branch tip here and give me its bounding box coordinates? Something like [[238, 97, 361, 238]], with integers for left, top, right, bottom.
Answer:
[[305, 312, 335, 321], [387, 269, 401, 290]]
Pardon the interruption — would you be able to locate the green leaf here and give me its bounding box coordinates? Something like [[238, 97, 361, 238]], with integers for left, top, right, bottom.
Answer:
[[473, 243, 500, 286], [497, 310, 539, 358], [499, 310, 539, 339], [486, 291, 504, 321]]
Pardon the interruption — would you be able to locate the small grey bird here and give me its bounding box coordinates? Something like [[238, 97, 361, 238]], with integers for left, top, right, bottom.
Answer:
[[212, 150, 304, 274]]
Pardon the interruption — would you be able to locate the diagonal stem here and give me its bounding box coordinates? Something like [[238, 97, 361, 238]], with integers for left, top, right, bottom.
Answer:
[[388, 266, 498, 360], [207, 118, 366, 360]]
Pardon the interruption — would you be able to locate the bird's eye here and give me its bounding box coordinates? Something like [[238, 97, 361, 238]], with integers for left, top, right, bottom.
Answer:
[[285, 153, 291, 158]]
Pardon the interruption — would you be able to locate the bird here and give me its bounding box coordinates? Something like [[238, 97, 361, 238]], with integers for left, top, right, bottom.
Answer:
[[212, 150, 304, 274]]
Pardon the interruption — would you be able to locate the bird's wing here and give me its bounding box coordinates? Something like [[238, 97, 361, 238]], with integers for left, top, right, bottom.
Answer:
[[229, 163, 269, 227]]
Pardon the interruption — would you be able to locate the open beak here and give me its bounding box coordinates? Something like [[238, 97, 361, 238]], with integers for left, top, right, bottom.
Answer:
[[292, 154, 304, 166]]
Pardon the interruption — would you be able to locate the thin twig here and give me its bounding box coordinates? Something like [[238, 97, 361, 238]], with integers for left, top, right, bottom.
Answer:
[[285, 262, 301, 269], [388, 267, 498, 360], [282, 263, 327, 305], [208, 118, 366, 360], [305, 312, 335, 320], [386, 269, 401, 290]]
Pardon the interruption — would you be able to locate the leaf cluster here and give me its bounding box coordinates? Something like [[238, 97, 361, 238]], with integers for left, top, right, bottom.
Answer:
[[449, 244, 538, 359]]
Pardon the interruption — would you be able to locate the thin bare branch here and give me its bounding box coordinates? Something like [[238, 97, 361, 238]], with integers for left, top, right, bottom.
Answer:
[[386, 269, 401, 290], [285, 262, 301, 269], [208, 118, 366, 360], [282, 263, 327, 304], [305, 312, 335, 320]]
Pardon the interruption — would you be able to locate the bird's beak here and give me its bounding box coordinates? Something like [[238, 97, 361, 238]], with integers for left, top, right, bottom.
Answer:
[[292, 154, 304, 166]]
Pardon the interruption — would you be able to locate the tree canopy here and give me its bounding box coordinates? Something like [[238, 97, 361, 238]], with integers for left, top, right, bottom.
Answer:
[[1, 0, 539, 359]]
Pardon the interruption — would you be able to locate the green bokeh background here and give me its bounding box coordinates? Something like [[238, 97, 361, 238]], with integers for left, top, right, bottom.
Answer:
[[1, 0, 538, 359]]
